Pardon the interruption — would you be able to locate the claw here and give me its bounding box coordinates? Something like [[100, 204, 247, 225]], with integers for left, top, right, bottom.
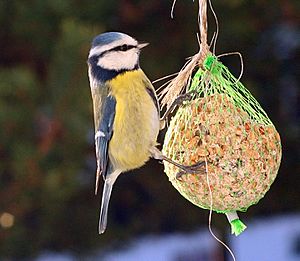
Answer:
[[151, 149, 206, 181], [160, 91, 196, 127], [175, 161, 206, 180]]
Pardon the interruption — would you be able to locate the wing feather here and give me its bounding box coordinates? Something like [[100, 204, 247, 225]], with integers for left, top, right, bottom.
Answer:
[[95, 95, 116, 194]]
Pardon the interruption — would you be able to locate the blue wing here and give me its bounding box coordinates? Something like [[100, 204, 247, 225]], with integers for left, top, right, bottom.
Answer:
[[95, 95, 116, 194]]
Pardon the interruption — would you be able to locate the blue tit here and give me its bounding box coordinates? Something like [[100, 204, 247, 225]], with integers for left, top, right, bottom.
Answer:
[[87, 32, 161, 234], [87, 32, 204, 234]]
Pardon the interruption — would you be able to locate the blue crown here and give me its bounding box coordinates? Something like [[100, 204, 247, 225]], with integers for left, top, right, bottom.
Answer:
[[91, 32, 126, 47]]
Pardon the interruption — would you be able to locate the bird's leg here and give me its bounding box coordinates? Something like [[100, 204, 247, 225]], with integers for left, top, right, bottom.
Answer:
[[150, 148, 206, 179], [160, 91, 195, 129], [161, 155, 206, 179]]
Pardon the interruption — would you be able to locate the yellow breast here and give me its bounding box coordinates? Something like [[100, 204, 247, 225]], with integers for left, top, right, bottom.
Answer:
[[108, 69, 159, 171]]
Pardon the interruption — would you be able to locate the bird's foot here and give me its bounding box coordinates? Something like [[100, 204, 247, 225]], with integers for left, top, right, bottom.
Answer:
[[176, 161, 206, 179], [160, 91, 196, 129]]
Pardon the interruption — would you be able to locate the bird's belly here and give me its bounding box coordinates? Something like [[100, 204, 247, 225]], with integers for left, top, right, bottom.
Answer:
[[109, 88, 159, 171]]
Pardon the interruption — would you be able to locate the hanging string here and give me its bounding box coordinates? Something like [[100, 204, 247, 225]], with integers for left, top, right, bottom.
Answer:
[[170, 0, 177, 18], [204, 158, 237, 261], [199, 0, 208, 50], [159, 0, 210, 112], [208, 0, 219, 54]]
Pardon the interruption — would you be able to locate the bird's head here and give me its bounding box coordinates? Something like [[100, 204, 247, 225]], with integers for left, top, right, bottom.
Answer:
[[88, 32, 148, 72]]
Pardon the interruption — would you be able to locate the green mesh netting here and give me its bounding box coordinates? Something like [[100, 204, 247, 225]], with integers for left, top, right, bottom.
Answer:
[[190, 54, 272, 126], [163, 53, 282, 214]]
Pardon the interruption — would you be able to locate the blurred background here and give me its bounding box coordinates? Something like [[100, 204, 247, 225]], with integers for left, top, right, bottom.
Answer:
[[0, 0, 299, 260]]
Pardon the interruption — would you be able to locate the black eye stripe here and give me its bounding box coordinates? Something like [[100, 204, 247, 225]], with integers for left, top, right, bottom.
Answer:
[[112, 44, 136, 52], [97, 44, 136, 58]]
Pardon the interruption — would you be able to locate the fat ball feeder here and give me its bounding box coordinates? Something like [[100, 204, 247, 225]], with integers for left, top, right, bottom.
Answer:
[[160, 0, 282, 236]]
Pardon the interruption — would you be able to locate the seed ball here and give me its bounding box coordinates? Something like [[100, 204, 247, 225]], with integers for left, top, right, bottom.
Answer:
[[163, 94, 282, 212]]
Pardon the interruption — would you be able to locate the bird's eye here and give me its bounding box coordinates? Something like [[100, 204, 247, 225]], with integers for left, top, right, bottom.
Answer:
[[111, 44, 134, 53], [119, 44, 129, 51]]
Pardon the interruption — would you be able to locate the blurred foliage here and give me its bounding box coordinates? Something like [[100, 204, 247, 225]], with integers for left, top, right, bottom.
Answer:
[[0, 0, 299, 259]]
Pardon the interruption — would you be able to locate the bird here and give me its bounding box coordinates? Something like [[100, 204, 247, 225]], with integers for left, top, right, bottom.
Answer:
[[87, 32, 204, 234], [87, 32, 161, 234]]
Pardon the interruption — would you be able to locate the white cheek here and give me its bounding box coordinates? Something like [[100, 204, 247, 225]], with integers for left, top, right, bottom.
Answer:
[[97, 50, 139, 71]]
